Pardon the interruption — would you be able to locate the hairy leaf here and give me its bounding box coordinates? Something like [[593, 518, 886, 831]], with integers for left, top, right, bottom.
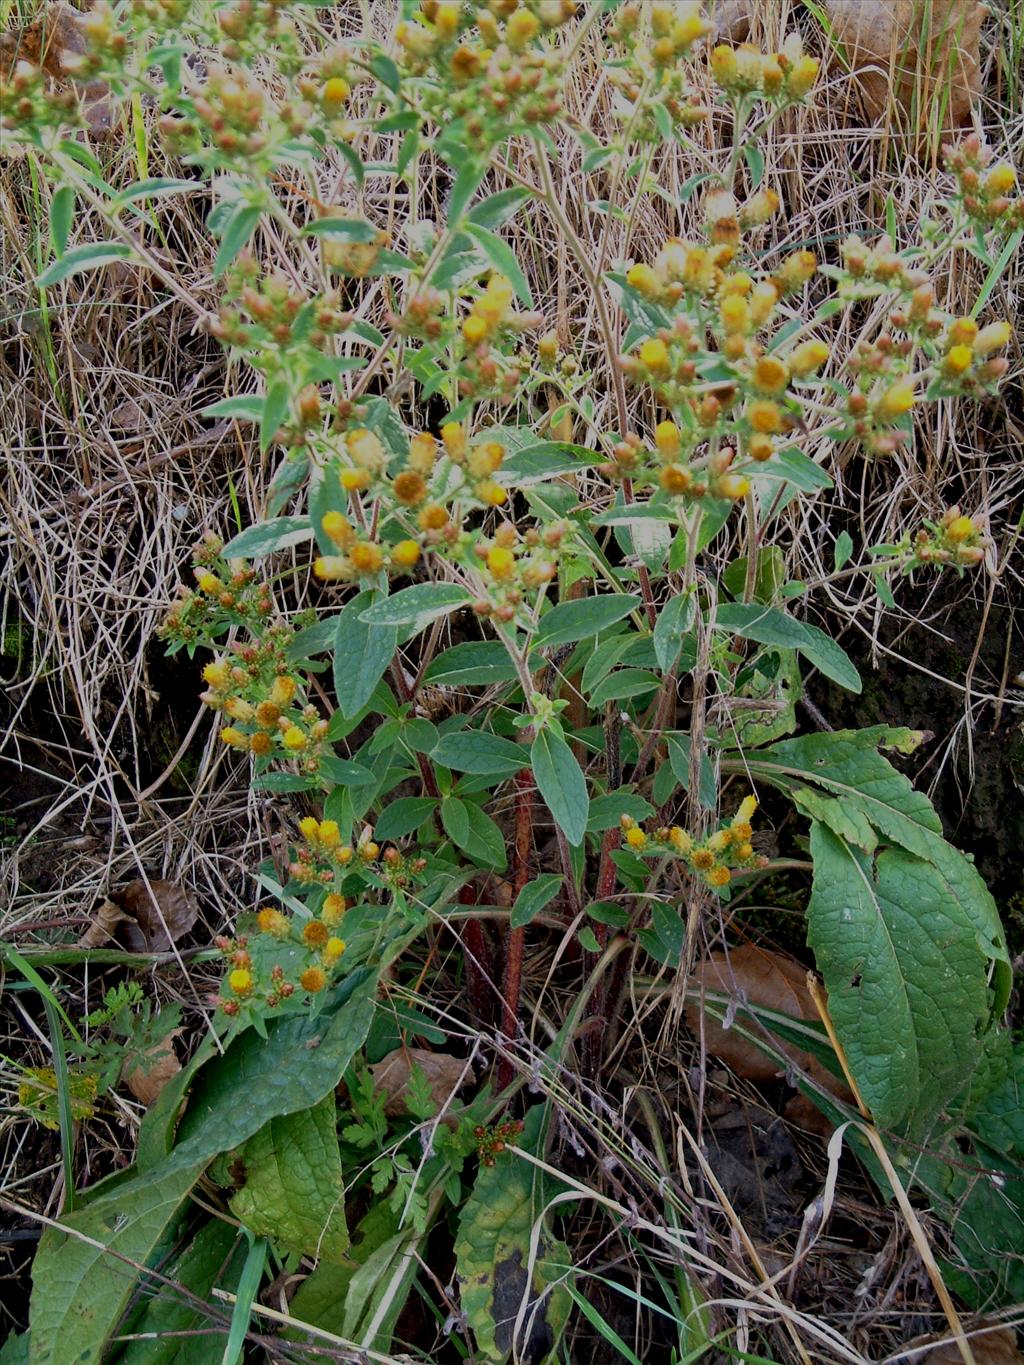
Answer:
[[531, 730, 588, 845], [223, 1094, 348, 1262], [808, 823, 988, 1131]]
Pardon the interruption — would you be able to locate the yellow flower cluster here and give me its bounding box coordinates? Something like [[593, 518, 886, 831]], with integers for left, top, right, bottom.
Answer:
[[710, 35, 818, 103], [217, 899, 349, 1016], [621, 796, 763, 890], [470, 519, 564, 623], [912, 507, 989, 570], [939, 317, 1011, 391], [458, 274, 540, 404]]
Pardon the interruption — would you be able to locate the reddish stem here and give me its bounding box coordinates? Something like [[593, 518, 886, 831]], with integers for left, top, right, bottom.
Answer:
[[581, 826, 620, 1078], [459, 883, 493, 1028], [497, 767, 534, 1089]]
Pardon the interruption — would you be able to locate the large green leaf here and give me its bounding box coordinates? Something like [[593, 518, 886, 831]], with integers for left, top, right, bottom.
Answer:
[[746, 727, 1011, 1010], [120, 1217, 242, 1363], [29, 976, 376, 1365], [454, 1108, 572, 1362], [431, 730, 527, 777], [715, 602, 860, 693], [531, 730, 588, 846], [359, 582, 471, 630], [531, 595, 640, 650], [221, 1093, 348, 1262], [807, 823, 988, 1132]]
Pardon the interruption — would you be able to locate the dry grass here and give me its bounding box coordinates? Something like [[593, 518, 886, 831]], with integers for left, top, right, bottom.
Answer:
[[1, 1, 1023, 1359]]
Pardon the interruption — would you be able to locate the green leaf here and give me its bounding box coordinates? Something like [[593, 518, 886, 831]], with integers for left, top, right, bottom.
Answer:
[[454, 1108, 572, 1362], [431, 730, 527, 777], [653, 592, 695, 673], [748, 727, 1010, 1010], [301, 217, 380, 241], [335, 590, 398, 720], [213, 202, 262, 277], [715, 602, 861, 693], [665, 734, 718, 810], [586, 792, 654, 832], [532, 595, 640, 650], [220, 516, 313, 559], [374, 797, 437, 841], [201, 395, 264, 422], [466, 188, 531, 229], [36, 243, 133, 288], [283, 1203, 403, 1344], [359, 582, 471, 630], [510, 874, 563, 929], [834, 531, 853, 571], [119, 1218, 241, 1364], [587, 668, 660, 708], [260, 377, 290, 452], [49, 185, 75, 256], [462, 803, 508, 871], [423, 642, 518, 687], [112, 177, 196, 208], [447, 159, 486, 225], [441, 796, 471, 848], [221, 1236, 266, 1365], [531, 730, 588, 846], [463, 223, 533, 306], [223, 1094, 348, 1261], [807, 823, 988, 1132], [29, 978, 376, 1365]]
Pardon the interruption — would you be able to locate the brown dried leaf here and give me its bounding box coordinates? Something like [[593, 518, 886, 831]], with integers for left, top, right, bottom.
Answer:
[[369, 1048, 469, 1120], [686, 945, 851, 1125], [121, 1030, 183, 1107], [904, 1322, 1024, 1364], [821, 0, 982, 127], [80, 879, 199, 952], [78, 898, 133, 949]]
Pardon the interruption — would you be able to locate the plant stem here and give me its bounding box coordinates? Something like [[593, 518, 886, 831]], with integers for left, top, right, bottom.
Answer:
[[497, 767, 534, 1088]]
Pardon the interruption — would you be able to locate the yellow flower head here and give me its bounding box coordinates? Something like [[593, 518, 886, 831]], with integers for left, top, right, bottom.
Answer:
[[720, 294, 749, 335], [314, 555, 348, 581], [624, 826, 647, 849], [717, 474, 750, 501], [322, 76, 350, 109], [876, 381, 916, 420], [299, 966, 327, 994], [324, 936, 346, 965], [626, 263, 660, 298], [789, 340, 829, 377], [270, 676, 297, 708], [985, 164, 1017, 197], [973, 321, 1011, 356], [196, 572, 221, 594], [639, 338, 670, 371], [220, 726, 248, 750], [463, 315, 488, 345], [282, 726, 307, 751], [318, 819, 341, 848], [392, 539, 421, 568], [948, 317, 978, 348], [945, 515, 975, 543], [299, 815, 319, 841], [441, 422, 467, 459], [303, 920, 329, 949], [350, 542, 384, 574], [257, 907, 291, 939], [228, 968, 253, 996], [506, 6, 539, 49], [707, 865, 731, 888], [669, 826, 692, 855], [654, 420, 681, 457], [487, 545, 516, 579], [202, 660, 231, 690], [747, 400, 783, 434], [476, 480, 507, 507], [733, 795, 758, 827], [340, 467, 371, 492], [943, 345, 973, 376], [321, 892, 347, 926], [752, 355, 789, 394]]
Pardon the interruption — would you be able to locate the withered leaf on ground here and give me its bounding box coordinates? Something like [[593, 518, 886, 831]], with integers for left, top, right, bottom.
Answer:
[[685, 944, 851, 1130], [120, 1030, 183, 1107], [79, 879, 199, 952], [370, 1048, 469, 1120], [903, 1322, 1024, 1364], [821, 0, 982, 128]]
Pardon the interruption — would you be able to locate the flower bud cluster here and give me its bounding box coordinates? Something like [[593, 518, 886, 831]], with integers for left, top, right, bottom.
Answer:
[[605, 2, 710, 140], [469, 519, 563, 623], [622, 796, 766, 890], [458, 274, 541, 403], [215, 903, 347, 1016], [931, 317, 1011, 396], [710, 34, 819, 104], [911, 507, 989, 570], [944, 135, 1024, 232], [473, 1116, 525, 1166], [396, 1, 574, 145], [0, 60, 81, 137]]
